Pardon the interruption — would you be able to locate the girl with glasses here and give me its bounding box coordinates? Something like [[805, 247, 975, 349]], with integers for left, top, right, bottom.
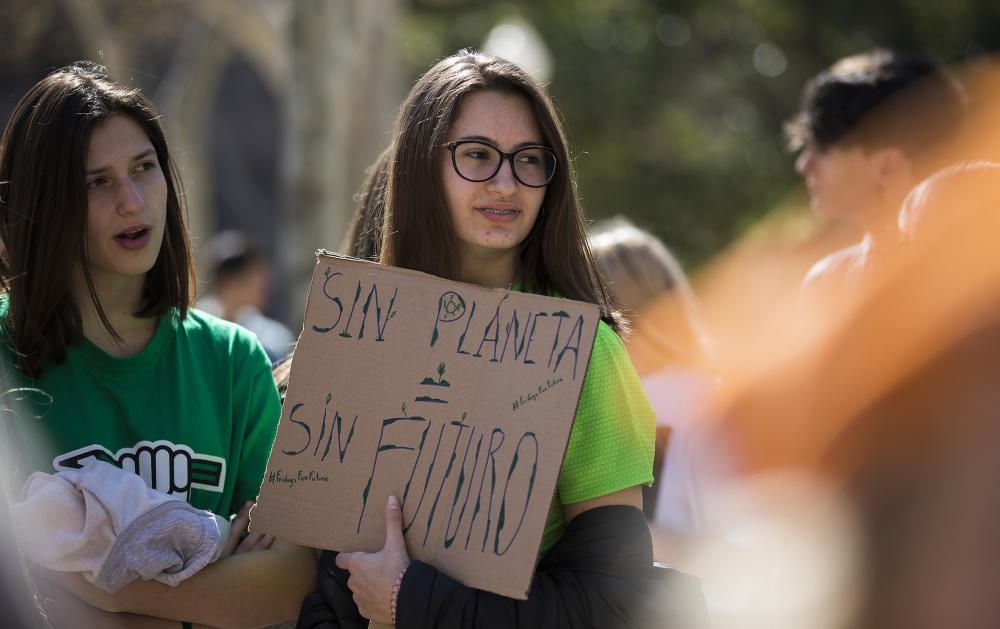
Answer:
[[300, 50, 672, 629], [0, 62, 315, 627]]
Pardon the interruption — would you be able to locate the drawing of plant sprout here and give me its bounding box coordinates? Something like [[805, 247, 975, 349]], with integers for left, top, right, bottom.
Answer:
[[419, 362, 450, 387]]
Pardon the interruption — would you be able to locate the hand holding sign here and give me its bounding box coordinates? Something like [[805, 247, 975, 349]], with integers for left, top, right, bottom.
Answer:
[[336, 496, 411, 624]]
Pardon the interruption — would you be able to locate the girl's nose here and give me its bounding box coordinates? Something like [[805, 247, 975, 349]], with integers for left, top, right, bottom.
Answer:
[[116, 178, 145, 216], [487, 157, 519, 195]]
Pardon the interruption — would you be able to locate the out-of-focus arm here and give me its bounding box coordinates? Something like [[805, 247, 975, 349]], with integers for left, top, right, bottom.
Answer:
[[53, 539, 316, 629]]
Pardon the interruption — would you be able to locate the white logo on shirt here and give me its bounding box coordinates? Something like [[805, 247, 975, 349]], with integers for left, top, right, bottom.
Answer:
[[53, 440, 226, 499]]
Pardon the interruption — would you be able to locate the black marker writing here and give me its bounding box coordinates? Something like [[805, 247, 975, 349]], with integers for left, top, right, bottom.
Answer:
[[282, 395, 358, 463], [493, 432, 538, 555], [358, 416, 423, 532], [312, 269, 399, 341]]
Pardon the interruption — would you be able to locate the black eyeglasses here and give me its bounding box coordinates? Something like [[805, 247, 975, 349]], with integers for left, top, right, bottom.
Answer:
[[444, 140, 557, 188]]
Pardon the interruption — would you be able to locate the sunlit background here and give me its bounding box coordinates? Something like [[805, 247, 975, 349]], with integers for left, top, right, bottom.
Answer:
[[3, 0, 998, 325], [4, 3, 1000, 627]]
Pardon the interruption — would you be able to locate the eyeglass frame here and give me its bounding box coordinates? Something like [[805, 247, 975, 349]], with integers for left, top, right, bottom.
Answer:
[[443, 139, 558, 188]]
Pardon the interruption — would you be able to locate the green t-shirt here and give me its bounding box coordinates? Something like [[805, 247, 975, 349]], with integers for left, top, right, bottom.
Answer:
[[539, 319, 656, 554], [1, 300, 280, 518]]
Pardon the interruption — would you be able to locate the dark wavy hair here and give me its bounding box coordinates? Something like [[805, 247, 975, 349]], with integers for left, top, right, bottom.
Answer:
[[0, 61, 194, 377], [379, 49, 623, 333]]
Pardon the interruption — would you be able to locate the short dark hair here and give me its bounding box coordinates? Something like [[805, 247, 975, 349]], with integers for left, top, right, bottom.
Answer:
[[785, 49, 965, 160], [380, 49, 623, 333], [0, 61, 194, 377]]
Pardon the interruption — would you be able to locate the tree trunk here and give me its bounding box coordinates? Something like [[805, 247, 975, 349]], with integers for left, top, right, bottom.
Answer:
[[279, 0, 401, 325], [156, 17, 233, 286]]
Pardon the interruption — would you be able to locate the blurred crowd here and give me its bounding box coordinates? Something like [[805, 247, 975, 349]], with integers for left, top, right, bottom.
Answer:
[[593, 49, 1000, 628]]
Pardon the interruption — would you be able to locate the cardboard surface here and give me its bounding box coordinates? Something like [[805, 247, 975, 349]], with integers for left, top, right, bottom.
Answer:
[[251, 253, 599, 599]]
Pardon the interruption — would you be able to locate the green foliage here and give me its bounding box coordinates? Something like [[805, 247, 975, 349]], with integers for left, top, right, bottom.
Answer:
[[6, 0, 998, 276], [403, 0, 1000, 268]]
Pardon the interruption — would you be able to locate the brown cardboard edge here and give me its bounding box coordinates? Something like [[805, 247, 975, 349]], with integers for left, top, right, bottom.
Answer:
[[249, 254, 326, 533], [518, 316, 599, 598]]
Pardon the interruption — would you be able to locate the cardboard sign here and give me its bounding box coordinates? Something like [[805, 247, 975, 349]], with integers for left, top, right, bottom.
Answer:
[[251, 252, 599, 599]]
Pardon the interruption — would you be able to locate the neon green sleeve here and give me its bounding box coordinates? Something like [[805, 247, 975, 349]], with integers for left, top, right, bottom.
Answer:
[[558, 321, 655, 504]]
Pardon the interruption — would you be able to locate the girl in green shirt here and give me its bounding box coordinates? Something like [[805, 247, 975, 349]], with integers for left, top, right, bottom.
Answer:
[[0, 61, 314, 628]]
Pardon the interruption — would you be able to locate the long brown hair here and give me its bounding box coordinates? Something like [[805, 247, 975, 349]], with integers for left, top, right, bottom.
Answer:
[[379, 49, 623, 333], [0, 61, 194, 378], [341, 145, 391, 261]]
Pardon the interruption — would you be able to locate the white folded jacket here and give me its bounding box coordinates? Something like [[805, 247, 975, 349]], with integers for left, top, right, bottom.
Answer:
[[12, 459, 230, 592]]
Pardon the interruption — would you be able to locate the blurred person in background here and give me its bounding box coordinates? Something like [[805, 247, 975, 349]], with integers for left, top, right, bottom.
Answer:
[[823, 161, 1000, 628], [197, 230, 295, 363], [897, 160, 1000, 244], [706, 131, 1000, 628], [592, 219, 740, 627], [589, 217, 718, 535], [787, 49, 965, 302]]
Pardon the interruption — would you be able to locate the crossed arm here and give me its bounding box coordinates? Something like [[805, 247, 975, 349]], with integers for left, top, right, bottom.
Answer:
[[50, 538, 316, 628]]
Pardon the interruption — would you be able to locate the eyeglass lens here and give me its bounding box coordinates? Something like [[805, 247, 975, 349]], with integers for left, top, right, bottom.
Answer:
[[451, 142, 556, 187]]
